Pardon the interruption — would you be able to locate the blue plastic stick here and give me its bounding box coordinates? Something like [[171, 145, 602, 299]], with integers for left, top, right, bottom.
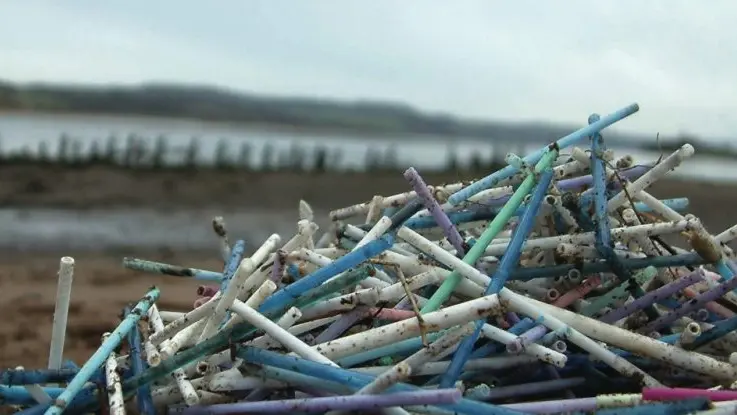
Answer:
[[446, 103, 639, 206], [0, 386, 64, 406], [44, 287, 160, 415], [125, 306, 155, 415], [1, 369, 78, 386], [510, 253, 705, 281], [219, 240, 246, 293], [237, 346, 528, 415], [439, 167, 555, 388], [259, 236, 393, 313], [220, 240, 246, 324], [688, 314, 737, 350]]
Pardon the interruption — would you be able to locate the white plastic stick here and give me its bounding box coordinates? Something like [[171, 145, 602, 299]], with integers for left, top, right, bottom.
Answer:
[[222, 280, 278, 330], [230, 300, 337, 366], [309, 293, 502, 360], [509, 289, 737, 380], [199, 234, 280, 342], [48, 256, 74, 373], [102, 335, 125, 415], [500, 288, 662, 386], [607, 144, 694, 212], [147, 305, 200, 406]]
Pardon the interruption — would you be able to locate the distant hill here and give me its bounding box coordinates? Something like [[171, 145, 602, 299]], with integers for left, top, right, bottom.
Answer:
[[0, 80, 650, 145]]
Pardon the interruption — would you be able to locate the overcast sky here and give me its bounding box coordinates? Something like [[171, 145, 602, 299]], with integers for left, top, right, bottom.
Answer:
[[2, 1, 736, 139]]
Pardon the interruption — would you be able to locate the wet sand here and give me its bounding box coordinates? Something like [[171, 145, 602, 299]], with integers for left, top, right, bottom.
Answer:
[[2, 165, 737, 368]]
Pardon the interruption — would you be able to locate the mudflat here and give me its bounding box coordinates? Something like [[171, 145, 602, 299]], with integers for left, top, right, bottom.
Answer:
[[1, 164, 736, 368]]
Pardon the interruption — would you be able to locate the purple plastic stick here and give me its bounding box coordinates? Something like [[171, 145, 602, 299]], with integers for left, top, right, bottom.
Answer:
[[507, 324, 549, 353], [639, 266, 737, 333], [558, 165, 649, 191], [180, 389, 461, 414], [313, 306, 371, 344], [270, 249, 287, 283], [479, 165, 649, 207], [600, 269, 704, 324], [404, 167, 466, 256]]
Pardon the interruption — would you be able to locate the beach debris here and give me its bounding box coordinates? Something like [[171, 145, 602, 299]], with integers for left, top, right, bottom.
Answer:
[[6, 103, 737, 414]]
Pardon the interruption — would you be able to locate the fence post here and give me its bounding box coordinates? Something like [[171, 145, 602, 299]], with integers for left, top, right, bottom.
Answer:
[[288, 142, 306, 172], [383, 145, 398, 171], [329, 148, 343, 172], [38, 141, 50, 164], [105, 135, 118, 166], [261, 143, 275, 171], [214, 139, 230, 170], [313, 146, 327, 174], [445, 144, 459, 172], [238, 142, 252, 170], [88, 140, 102, 164], [58, 134, 71, 164], [365, 147, 380, 172], [184, 137, 199, 169], [151, 135, 168, 169]]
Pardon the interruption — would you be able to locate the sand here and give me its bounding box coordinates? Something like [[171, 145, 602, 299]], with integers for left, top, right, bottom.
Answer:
[[1, 165, 737, 369]]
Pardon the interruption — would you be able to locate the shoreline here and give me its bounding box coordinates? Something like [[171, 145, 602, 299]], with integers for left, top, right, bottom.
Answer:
[[0, 164, 735, 210]]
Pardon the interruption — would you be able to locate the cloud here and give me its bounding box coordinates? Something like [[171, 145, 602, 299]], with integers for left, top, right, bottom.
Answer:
[[1, 0, 736, 138]]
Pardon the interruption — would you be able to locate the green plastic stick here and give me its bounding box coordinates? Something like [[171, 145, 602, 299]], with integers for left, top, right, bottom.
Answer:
[[420, 149, 560, 313]]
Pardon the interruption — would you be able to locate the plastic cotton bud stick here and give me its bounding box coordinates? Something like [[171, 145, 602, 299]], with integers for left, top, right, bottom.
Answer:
[[499, 287, 662, 387], [404, 167, 466, 256], [355, 216, 393, 249], [401, 323, 476, 370], [247, 307, 302, 349], [144, 306, 163, 367], [221, 279, 278, 330], [46, 287, 160, 415], [607, 144, 695, 212], [679, 322, 702, 347], [199, 234, 281, 342], [444, 103, 639, 207], [290, 247, 390, 288], [269, 249, 287, 283], [298, 219, 317, 250], [229, 300, 337, 366], [482, 218, 697, 257], [298, 199, 314, 222], [48, 256, 74, 376], [308, 293, 503, 361], [212, 216, 230, 262], [514, 290, 737, 381], [103, 333, 125, 415], [365, 195, 385, 224], [146, 305, 199, 407], [150, 294, 219, 347], [356, 362, 412, 395], [328, 183, 466, 221], [281, 220, 319, 253]]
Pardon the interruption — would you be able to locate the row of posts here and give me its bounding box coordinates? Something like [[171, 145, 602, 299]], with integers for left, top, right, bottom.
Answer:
[[0, 134, 517, 173]]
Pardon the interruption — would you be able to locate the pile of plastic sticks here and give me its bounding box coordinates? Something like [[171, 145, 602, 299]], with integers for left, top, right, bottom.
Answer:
[[6, 103, 737, 414]]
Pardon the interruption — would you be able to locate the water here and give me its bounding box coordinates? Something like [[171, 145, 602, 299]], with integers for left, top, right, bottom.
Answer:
[[3, 112, 737, 181], [1, 112, 737, 252], [0, 207, 317, 252]]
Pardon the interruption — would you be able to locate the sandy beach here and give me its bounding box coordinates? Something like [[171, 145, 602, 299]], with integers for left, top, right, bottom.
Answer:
[[1, 165, 737, 368]]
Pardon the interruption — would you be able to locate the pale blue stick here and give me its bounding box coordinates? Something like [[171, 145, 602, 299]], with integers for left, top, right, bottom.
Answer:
[[44, 287, 160, 415], [446, 103, 639, 206]]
